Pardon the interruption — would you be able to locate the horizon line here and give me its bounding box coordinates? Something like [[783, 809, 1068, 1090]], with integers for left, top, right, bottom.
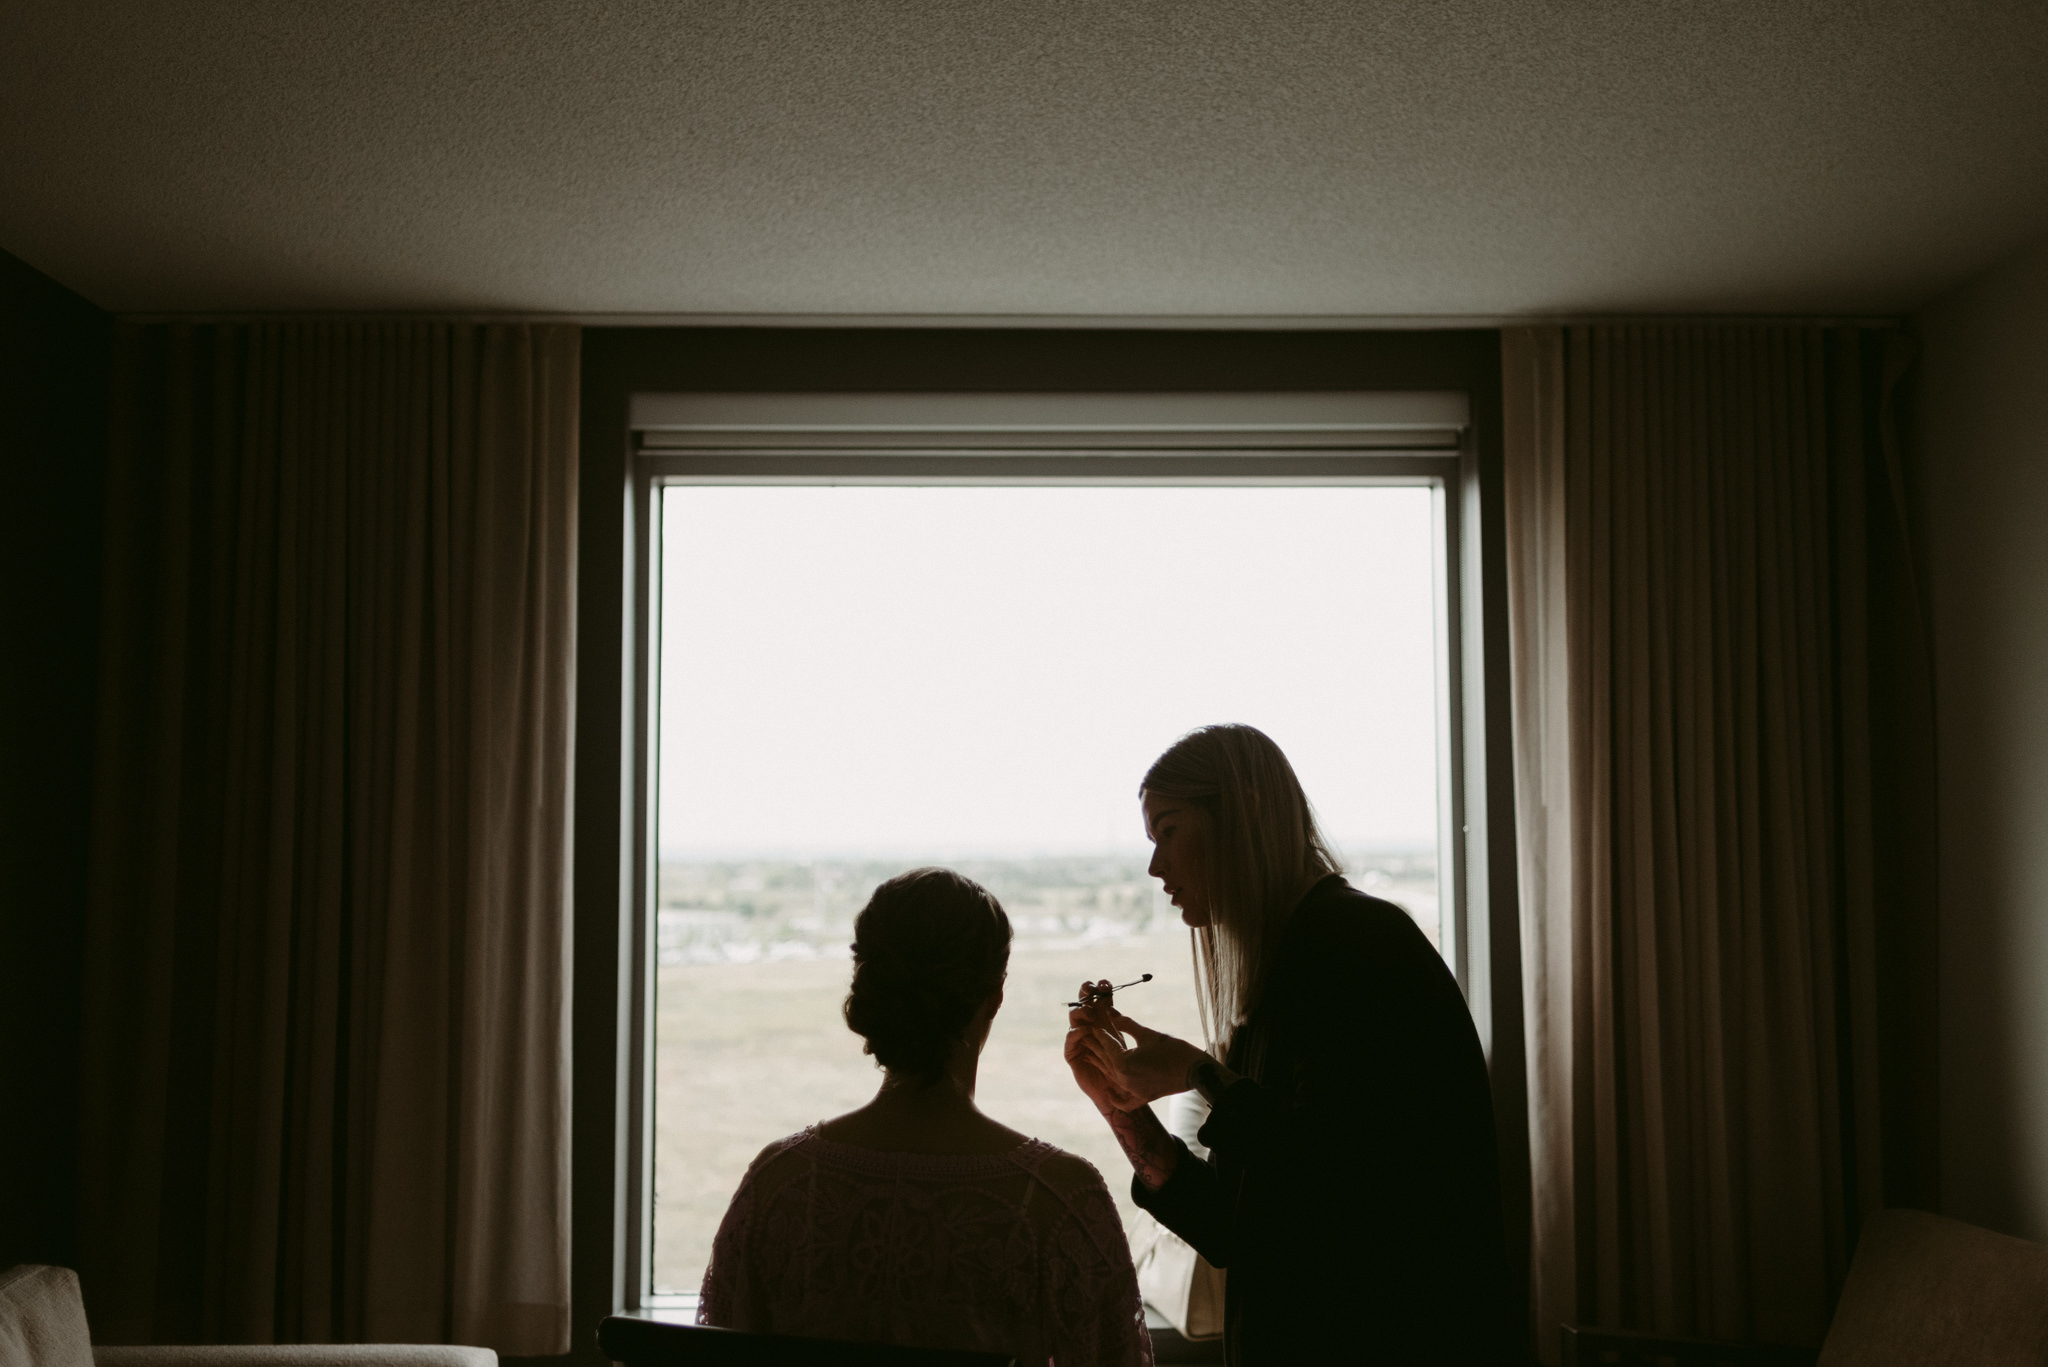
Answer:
[[656, 839, 1437, 861]]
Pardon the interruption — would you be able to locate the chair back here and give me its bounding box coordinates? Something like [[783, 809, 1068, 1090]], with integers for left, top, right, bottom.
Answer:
[[0, 1266, 94, 1367], [1818, 1208, 2048, 1366], [596, 1316, 1016, 1367]]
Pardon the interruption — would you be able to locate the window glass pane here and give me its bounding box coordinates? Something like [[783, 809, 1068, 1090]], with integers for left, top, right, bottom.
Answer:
[[652, 485, 1439, 1293]]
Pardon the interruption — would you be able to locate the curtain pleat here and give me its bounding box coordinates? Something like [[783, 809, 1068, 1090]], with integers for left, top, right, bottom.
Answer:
[[1504, 324, 1928, 1362], [79, 323, 578, 1355]]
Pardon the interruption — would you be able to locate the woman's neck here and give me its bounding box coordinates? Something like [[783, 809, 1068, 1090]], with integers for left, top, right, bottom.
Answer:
[[872, 1067, 978, 1117], [818, 1052, 1028, 1155], [871, 1035, 984, 1112]]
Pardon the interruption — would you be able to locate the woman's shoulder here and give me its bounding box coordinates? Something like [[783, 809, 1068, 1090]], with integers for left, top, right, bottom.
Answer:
[[781, 1129, 1096, 1187], [737, 1124, 1113, 1203], [1013, 1144, 1130, 1255], [1016, 1140, 1114, 1194], [1292, 874, 1436, 954], [1278, 874, 1465, 1010], [731, 1127, 822, 1184]]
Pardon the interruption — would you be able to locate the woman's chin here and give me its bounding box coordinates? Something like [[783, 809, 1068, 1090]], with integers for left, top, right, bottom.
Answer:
[[1179, 905, 1212, 929]]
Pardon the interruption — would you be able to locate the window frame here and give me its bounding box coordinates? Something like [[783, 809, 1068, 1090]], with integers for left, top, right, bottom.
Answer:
[[618, 396, 1485, 1312], [569, 327, 1529, 1356]]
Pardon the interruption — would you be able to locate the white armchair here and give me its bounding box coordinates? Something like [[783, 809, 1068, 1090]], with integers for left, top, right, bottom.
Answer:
[[0, 1267, 495, 1367]]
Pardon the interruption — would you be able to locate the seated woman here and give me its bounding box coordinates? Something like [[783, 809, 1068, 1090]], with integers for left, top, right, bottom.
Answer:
[[698, 867, 1152, 1367]]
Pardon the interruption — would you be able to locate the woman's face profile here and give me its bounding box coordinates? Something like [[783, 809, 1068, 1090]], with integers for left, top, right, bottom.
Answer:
[[1142, 789, 1213, 928]]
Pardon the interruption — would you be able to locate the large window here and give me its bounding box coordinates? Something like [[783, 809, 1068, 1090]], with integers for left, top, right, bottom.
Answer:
[[627, 393, 1474, 1307]]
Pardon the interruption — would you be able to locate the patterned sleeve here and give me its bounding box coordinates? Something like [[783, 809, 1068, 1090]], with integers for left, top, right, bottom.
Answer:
[[699, 1137, 801, 1330], [1044, 1161, 1155, 1367], [696, 1170, 756, 1328]]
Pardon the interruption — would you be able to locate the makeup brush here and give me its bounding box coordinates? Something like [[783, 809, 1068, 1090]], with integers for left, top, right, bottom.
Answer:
[[1066, 974, 1153, 1007]]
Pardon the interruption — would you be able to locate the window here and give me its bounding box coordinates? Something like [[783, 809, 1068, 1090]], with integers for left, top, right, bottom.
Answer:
[[624, 392, 1475, 1309]]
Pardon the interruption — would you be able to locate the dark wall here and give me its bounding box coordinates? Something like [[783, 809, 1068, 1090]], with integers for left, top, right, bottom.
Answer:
[[0, 248, 110, 1268]]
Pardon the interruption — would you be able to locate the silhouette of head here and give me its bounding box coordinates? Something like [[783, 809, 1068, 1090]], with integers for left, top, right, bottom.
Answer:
[[1140, 723, 1341, 1042], [843, 867, 1012, 1085]]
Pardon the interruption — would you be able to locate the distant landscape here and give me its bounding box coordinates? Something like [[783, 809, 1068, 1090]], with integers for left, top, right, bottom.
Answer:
[[650, 848, 1437, 1292]]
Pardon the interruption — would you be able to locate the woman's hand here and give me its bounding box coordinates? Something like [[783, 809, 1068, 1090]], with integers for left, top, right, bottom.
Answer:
[[1063, 981, 1128, 1115], [1063, 981, 1190, 1190], [1064, 979, 1208, 1113]]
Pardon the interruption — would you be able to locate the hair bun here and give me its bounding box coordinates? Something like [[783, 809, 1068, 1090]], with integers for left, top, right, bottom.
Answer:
[[842, 868, 1012, 1084]]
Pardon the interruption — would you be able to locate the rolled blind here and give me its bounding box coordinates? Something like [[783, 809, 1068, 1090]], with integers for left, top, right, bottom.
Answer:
[[632, 390, 1467, 450]]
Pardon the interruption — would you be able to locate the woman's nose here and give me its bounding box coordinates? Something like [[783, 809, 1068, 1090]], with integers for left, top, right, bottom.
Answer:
[[1147, 846, 1166, 880]]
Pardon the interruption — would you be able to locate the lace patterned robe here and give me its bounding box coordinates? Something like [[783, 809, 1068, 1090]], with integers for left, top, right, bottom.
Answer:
[[699, 1128, 1152, 1367]]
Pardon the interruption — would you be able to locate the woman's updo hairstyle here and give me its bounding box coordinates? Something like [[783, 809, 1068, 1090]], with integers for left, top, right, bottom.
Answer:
[[843, 868, 1012, 1085]]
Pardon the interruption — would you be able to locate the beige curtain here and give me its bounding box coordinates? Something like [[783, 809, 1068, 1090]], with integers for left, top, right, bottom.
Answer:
[[1503, 325, 1930, 1361], [78, 323, 578, 1355]]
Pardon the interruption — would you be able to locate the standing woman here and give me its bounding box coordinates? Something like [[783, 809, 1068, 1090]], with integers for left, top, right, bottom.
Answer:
[[1066, 725, 1520, 1365]]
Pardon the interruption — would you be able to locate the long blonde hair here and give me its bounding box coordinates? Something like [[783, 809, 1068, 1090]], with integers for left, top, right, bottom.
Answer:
[[1141, 724, 1342, 1050]]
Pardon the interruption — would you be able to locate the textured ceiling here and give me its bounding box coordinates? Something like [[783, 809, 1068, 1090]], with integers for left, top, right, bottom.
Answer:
[[6, 1, 2048, 317]]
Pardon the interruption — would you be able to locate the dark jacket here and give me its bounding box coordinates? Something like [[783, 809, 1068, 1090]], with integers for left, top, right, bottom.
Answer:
[[1131, 874, 1520, 1365]]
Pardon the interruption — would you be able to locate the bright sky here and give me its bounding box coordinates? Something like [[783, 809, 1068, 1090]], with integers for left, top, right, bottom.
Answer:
[[658, 485, 1440, 856]]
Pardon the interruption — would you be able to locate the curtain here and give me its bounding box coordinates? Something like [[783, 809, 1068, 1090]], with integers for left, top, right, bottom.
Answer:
[[77, 323, 579, 1355], [1503, 325, 1933, 1361]]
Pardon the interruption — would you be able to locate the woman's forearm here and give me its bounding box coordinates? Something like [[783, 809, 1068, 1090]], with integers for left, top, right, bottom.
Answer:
[[1105, 1103, 1180, 1190]]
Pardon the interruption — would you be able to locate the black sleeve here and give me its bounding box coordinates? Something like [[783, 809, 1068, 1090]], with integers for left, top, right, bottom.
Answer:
[[1128, 1132, 1237, 1267], [1144, 896, 1505, 1281], [1137, 892, 1517, 1363], [1126, 923, 1383, 1270]]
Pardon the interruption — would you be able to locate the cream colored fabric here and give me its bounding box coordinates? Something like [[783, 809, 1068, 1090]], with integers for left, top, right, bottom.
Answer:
[[1503, 326, 1908, 1360], [1131, 1092, 1225, 1341], [1129, 1214, 1225, 1342], [1502, 329, 1578, 1366], [79, 325, 579, 1355], [95, 1347, 494, 1367], [1818, 1209, 2048, 1366], [0, 1266, 93, 1367]]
